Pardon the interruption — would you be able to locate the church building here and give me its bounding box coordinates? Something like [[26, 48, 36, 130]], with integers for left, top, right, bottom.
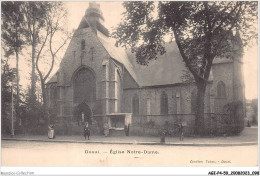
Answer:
[[46, 2, 245, 136]]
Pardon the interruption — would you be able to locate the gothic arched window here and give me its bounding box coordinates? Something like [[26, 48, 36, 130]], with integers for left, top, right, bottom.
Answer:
[[73, 68, 96, 104], [217, 81, 226, 98], [132, 94, 139, 116], [160, 91, 168, 115], [115, 69, 121, 112], [81, 40, 85, 51]]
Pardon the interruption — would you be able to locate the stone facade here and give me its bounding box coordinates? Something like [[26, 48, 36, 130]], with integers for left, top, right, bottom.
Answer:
[[46, 3, 245, 136]]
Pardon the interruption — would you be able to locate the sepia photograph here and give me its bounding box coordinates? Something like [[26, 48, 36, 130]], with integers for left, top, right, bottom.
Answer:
[[1, 1, 259, 175]]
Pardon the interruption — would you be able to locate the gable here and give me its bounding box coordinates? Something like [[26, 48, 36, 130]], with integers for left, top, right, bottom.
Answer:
[[96, 31, 139, 86], [57, 27, 111, 86]]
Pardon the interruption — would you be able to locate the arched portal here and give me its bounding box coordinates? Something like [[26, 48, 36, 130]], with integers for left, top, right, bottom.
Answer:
[[74, 102, 92, 124], [73, 67, 96, 104]]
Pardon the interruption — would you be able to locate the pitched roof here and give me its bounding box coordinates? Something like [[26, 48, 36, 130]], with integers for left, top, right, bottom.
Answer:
[[95, 33, 214, 87], [126, 42, 189, 87], [97, 31, 139, 85], [47, 73, 57, 84]]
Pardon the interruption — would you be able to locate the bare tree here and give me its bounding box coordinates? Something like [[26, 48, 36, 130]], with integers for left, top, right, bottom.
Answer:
[[34, 2, 71, 123], [22, 2, 53, 103]]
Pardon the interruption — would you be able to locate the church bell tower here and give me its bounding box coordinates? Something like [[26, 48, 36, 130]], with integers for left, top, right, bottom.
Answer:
[[78, 2, 109, 36]]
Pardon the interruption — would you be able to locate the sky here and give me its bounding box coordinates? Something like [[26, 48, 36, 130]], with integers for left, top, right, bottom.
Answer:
[[6, 1, 258, 100]]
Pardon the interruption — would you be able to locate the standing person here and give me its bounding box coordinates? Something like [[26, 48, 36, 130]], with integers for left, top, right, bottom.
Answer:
[[179, 123, 184, 141], [52, 124, 56, 139], [48, 124, 55, 139], [84, 122, 90, 140]]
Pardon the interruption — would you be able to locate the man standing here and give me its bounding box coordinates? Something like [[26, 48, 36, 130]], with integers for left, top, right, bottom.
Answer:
[[84, 122, 90, 140]]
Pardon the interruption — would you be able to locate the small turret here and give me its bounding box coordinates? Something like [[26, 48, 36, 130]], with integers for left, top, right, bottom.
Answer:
[[232, 30, 243, 59]]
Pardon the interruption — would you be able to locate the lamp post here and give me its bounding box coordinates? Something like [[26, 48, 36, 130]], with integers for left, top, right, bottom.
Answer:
[[11, 68, 18, 137], [11, 82, 14, 137]]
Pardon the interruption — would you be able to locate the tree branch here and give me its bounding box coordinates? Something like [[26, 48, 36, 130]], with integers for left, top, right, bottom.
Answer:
[[212, 3, 243, 58], [36, 26, 50, 63], [172, 25, 207, 82], [3, 57, 10, 77], [43, 8, 70, 81], [213, 2, 241, 33], [35, 24, 50, 84], [200, 2, 213, 79], [211, 2, 232, 28]]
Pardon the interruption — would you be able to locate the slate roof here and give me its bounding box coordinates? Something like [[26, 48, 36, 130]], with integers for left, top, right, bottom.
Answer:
[[126, 42, 189, 87], [47, 73, 57, 84], [126, 42, 221, 87], [46, 68, 60, 84]]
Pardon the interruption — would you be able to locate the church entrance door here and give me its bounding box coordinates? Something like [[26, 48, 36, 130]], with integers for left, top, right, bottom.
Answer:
[[77, 103, 92, 124]]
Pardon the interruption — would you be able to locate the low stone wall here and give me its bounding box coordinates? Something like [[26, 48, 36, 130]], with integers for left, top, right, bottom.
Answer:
[[51, 113, 243, 136], [129, 113, 244, 136], [53, 115, 104, 135], [130, 114, 195, 136]]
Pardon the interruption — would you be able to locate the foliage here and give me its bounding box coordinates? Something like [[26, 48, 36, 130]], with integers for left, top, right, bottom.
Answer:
[[251, 99, 258, 125], [222, 101, 244, 135], [113, 1, 257, 135], [2, 2, 71, 131], [144, 120, 155, 128], [114, 2, 257, 67], [158, 128, 167, 137], [159, 121, 177, 136], [22, 86, 47, 134], [1, 1, 26, 57], [1, 1, 60, 104], [2, 1, 27, 123], [1, 59, 16, 134]]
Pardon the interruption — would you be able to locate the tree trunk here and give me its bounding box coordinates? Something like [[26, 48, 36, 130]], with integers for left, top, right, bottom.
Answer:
[[194, 79, 206, 136], [15, 50, 20, 113], [15, 49, 21, 130], [31, 43, 36, 102], [40, 78, 50, 125], [41, 81, 46, 108]]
